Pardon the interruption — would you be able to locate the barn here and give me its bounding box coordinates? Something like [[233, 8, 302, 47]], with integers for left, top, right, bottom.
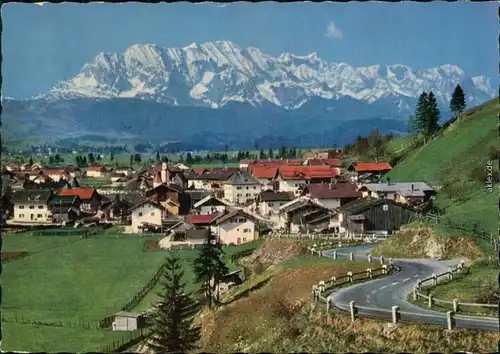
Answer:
[[339, 198, 417, 236], [112, 311, 146, 331]]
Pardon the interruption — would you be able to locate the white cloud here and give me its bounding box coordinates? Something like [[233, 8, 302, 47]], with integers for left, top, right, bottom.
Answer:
[[325, 21, 344, 39]]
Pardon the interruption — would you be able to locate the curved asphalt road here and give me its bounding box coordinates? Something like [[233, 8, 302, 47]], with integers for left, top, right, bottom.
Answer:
[[323, 245, 499, 331]]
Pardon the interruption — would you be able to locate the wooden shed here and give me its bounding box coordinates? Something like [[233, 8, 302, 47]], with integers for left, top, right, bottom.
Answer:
[[112, 311, 146, 331], [339, 198, 417, 235]]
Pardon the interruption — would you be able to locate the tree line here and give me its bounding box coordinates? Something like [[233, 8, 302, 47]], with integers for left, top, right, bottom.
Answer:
[[408, 84, 466, 143]]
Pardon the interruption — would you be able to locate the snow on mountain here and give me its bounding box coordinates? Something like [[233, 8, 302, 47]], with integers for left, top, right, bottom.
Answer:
[[35, 40, 497, 110]]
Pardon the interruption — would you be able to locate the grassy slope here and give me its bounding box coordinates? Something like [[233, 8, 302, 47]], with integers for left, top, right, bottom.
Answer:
[[198, 254, 373, 352], [2, 233, 261, 352], [386, 98, 499, 234], [197, 251, 498, 352]]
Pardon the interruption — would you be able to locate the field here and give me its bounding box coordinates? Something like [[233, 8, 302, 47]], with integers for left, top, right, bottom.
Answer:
[[408, 261, 498, 317], [1, 230, 262, 352]]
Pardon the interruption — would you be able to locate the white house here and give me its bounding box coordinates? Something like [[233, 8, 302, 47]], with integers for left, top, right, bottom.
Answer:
[[115, 167, 134, 176], [239, 159, 255, 170], [358, 182, 435, 205], [212, 209, 259, 245], [174, 163, 190, 170], [193, 195, 233, 215], [86, 166, 110, 178], [256, 191, 295, 218], [130, 200, 167, 233], [11, 190, 54, 224], [276, 166, 339, 196], [223, 170, 262, 205]]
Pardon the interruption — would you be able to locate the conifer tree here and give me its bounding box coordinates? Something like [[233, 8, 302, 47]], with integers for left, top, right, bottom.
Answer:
[[192, 231, 229, 308], [449, 84, 466, 117], [149, 255, 201, 353], [425, 91, 441, 136], [414, 91, 429, 135]]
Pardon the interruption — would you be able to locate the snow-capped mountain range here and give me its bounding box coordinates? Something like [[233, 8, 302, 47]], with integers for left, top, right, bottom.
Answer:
[[36, 40, 496, 110]]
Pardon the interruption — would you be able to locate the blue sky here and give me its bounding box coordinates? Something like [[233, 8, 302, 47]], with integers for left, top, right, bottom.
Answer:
[[3, 1, 498, 98]]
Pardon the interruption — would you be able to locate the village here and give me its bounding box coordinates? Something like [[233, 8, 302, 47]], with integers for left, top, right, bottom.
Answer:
[[1, 148, 435, 248]]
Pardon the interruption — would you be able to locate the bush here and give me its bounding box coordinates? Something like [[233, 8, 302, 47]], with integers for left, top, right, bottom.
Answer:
[[469, 164, 499, 185], [487, 145, 500, 160], [243, 266, 253, 280], [253, 261, 265, 275]]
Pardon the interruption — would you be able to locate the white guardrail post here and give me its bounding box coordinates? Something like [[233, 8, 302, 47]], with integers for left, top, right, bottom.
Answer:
[[367, 253, 372, 263], [330, 276, 337, 287], [448, 266, 453, 280], [453, 299, 459, 312], [446, 311, 455, 330], [381, 264, 387, 275], [349, 301, 357, 322], [391, 305, 400, 324], [319, 280, 325, 293], [332, 251, 337, 260], [412, 285, 418, 301], [380, 256, 384, 264], [428, 294, 434, 308], [431, 273, 437, 287], [349, 252, 354, 261], [347, 271, 353, 282], [366, 268, 372, 279]]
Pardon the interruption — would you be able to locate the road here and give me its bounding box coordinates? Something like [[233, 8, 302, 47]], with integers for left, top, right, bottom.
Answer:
[[323, 245, 499, 331]]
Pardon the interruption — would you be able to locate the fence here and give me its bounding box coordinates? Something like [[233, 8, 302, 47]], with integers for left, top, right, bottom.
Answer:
[[99, 328, 151, 353], [412, 213, 493, 243], [1, 316, 103, 331], [310, 259, 398, 303], [412, 262, 498, 314], [30, 227, 100, 237], [266, 232, 386, 242]]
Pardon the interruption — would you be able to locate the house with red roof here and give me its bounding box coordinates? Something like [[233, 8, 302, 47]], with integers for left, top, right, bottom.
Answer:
[[347, 162, 393, 183], [303, 158, 341, 168], [249, 165, 279, 185], [186, 212, 223, 228], [58, 188, 101, 212], [277, 166, 341, 195]]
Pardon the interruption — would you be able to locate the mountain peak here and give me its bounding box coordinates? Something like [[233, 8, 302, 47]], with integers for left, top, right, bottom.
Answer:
[[35, 41, 496, 109]]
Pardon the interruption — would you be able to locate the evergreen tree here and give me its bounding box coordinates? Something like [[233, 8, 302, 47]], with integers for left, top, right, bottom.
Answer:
[[110, 152, 114, 162], [149, 255, 201, 353], [449, 84, 466, 117], [186, 153, 193, 165], [155, 151, 161, 163], [268, 148, 274, 159], [129, 155, 134, 167], [259, 148, 266, 160], [192, 231, 229, 308], [414, 91, 429, 135], [425, 91, 440, 136], [407, 115, 418, 134]]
